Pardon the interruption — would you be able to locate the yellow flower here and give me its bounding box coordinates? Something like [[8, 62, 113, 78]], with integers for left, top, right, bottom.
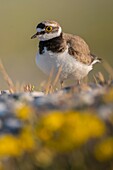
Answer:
[[41, 112, 64, 130], [0, 127, 35, 157], [94, 138, 113, 161], [0, 135, 22, 157], [16, 105, 32, 120], [36, 111, 106, 152], [37, 112, 64, 141], [19, 127, 35, 151]]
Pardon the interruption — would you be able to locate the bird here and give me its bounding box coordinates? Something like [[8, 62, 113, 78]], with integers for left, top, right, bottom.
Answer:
[[31, 20, 101, 87]]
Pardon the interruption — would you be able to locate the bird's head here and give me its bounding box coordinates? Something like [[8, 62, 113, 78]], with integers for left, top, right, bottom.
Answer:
[[31, 20, 62, 41]]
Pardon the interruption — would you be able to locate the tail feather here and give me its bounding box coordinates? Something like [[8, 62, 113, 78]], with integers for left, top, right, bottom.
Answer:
[[90, 53, 102, 65]]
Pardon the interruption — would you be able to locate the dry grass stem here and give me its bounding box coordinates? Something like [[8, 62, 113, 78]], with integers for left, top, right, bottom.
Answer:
[[52, 66, 62, 88], [23, 84, 34, 92], [45, 67, 54, 94], [102, 60, 113, 78], [95, 72, 105, 84], [0, 59, 16, 93], [93, 75, 98, 84]]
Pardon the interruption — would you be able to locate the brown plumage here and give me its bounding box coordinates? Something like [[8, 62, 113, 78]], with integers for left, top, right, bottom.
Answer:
[[63, 33, 96, 65]]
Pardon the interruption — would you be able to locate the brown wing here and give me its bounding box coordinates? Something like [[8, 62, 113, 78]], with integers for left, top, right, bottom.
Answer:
[[63, 33, 93, 65]]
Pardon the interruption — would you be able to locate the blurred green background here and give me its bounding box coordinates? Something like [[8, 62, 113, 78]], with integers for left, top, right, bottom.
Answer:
[[0, 0, 113, 89]]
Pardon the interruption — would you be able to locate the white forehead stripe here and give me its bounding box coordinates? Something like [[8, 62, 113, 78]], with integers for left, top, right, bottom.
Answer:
[[36, 28, 44, 32], [58, 27, 62, 35], [45, 23, 57, 27]]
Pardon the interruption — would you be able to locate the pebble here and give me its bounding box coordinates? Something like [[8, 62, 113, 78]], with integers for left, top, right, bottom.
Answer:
[[0, 85, 111, 135]]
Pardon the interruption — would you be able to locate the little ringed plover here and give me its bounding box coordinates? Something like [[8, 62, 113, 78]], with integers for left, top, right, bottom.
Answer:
[[31, 20, 101, 86]]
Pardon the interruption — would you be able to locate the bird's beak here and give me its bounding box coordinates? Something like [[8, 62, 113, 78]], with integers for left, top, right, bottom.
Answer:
[[31, 32, 40, 39]]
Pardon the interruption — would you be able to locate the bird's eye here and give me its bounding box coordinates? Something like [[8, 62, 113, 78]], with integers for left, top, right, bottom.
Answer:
[[45, 26, 52, 32]]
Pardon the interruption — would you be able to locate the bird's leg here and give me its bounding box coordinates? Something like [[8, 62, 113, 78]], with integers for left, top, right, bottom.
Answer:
[[60, 80, 64, 89]]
